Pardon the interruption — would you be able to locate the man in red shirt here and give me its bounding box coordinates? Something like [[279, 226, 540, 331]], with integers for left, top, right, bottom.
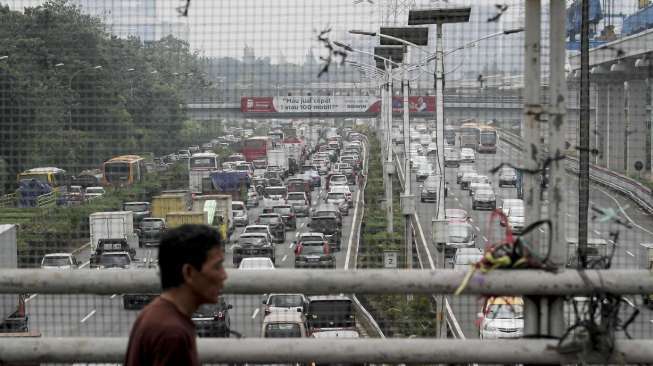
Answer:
[[125, 224, 228, 366]]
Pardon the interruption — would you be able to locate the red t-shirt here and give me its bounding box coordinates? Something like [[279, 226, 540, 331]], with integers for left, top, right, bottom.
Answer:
[[125, 296, 200, 366]]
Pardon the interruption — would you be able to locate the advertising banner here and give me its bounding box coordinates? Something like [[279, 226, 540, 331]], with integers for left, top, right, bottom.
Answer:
[[241, 96, 435, 113]]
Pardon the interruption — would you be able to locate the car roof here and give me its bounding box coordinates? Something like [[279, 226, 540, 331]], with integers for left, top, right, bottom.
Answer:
[[486, 296, 524, 306], [245, 225, 270, 230], [308, 295, 351, 301], [44, 253, 73, 257], [300, 232, 325, 237], [232, 201, 245, 205]]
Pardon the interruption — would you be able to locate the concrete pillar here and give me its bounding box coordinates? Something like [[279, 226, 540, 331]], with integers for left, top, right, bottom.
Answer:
[[605, 82, 626, 173], [625, 79, 648, 176]]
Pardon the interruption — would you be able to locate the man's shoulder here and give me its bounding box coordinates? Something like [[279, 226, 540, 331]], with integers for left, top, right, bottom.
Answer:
[[136, 298, 193, 331]]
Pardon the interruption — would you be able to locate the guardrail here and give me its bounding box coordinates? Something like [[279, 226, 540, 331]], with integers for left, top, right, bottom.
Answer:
[[0, 192, 16, 208], [1, 269, 653, 363], [499, 129, 653, 214], [391, 147, 466, 340]]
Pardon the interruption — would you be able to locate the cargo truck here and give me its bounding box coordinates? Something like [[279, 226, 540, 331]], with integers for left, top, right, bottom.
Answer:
[[193, 194, 233, 240], [89, 211, 139, 252], [267, 149, 289, 177], [151, 192, 191, 219], [0, 224, 29, 334], [210, 171, 250, 201], [166, 211, 208, 228]]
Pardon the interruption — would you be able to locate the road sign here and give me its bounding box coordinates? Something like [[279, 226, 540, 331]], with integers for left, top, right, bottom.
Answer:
[[384, 251, 398, 269]]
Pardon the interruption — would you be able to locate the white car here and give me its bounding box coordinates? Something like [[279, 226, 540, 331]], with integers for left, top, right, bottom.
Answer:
[[262, 293, 308, 317], [479, 296, 524, 339], [453, 248, 483, 270], [506, 206, 525, 233], [500, 199, 524, 217], [85, 186, 105, 200], [460, 148, 475, 163], [329, 185, 353, 207], [41, 253, 79, 269], [238, 257, 275, 270]]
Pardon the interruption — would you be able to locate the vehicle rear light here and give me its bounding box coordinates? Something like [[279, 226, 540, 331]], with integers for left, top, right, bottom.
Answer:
[[215, 311, 224, 320]]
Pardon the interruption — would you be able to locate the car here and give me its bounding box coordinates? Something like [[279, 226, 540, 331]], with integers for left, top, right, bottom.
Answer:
[[506, 206, 525, 234], [308, 215, 342, 251], [460, 148, 475, 163], [97, 251, 133, 269], [90, 238, 136, 267], [420, 178, 440, 203], [256, 213, 286, 243], [272, 204, 297, 231], [41, 253, 79, 269], [444, 148, 461, 167], [231, 201, 249, 226], [286, 192, 310, 217], [311, 204, 343, 227], [498, 167, 518, 187], [460, 172, 479, 190], [479, 296, 524, 339], [456, 164, 476, 183], [329, 185, 353, 207], [138, 218, 166, 247], [122, 202, 151, 223], [262, 293, 308, 317], [327, 174, 348, 190], [64, 185, 85, 205], [84, 186, 105, 200], [238, 257, 275, 270], [445, 208, 470, 223], [472, 188, 497, 210], [416, 165, 433, 182], [232, 234, 275, 267], [301, 166, 322, 187], [177, 149, 191, 160], [261, 312, 308, 338], [193, 297, 232, 337], [246, 189, 259, 208], [439, 222, 476, 256], [453, 248, 483, 270], [325, 192, 349, 216], [306, 295, 355, 331], [294, 240, 335, 269], [500, 199, 524, 220], [242, 225, 274, 245], [469, 181, 492, 197]]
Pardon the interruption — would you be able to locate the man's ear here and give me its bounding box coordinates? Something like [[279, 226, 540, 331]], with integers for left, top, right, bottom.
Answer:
[[181, 263, 195, 284]]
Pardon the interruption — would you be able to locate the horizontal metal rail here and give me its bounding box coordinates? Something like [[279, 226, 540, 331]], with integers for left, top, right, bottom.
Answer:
[[499, 129, 653, 214], [1, 268, 652, 295], [1, 337, 652, 364]]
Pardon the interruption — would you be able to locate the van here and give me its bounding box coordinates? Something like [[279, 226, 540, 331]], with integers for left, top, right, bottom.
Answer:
[[261, 312, 308, 338]]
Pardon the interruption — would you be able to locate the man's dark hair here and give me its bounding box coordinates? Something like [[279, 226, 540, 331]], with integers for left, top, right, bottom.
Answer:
[[158, 224, 223, 289]]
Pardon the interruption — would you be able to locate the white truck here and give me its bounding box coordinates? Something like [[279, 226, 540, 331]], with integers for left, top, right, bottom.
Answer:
[[267, 149, 289, 176], [89, 211, 139, 252], [0, 224, 29, 334]]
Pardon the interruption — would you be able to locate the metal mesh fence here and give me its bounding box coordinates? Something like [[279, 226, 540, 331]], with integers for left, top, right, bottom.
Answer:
[[1, 0, 653, 364]]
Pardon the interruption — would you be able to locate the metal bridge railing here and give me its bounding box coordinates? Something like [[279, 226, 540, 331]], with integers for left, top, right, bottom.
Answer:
[[1, 269, 653, 364]]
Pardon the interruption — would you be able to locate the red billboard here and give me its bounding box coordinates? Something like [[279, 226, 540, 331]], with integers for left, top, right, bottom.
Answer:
[[241, 96, 435, 113]]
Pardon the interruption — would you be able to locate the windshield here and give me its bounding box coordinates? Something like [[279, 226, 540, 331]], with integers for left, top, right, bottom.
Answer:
[[456, 254, 482, 265], [331, 176, 347, 183], [42, 256, 71, 266], [141, 220, 163, 229], [510, 207, 525, 217], [123, 203, 149, 212], [487, 304, 524, 319], [100, 254, 130, 267], [448, 225, 473, 243], [259, 216, 280, 224], [232, 203, 245, 211], [301, 244, 326, 254], [189, 157, 217, 169], [235, 165, 250, 171], [266, 187, 287, 196], [480, 132, 497, 144], [287, 193, 305, 201], [268, 295, 304, 307], [309, 300, 353, 325], [311, 218, 337, 231], [265, 323, 302, 338], [274, 207, 292, 215], [86, 188, 104, 194]]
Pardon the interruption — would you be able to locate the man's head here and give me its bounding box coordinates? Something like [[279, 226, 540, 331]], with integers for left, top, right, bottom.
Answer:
[[159, 224, 227, 303]]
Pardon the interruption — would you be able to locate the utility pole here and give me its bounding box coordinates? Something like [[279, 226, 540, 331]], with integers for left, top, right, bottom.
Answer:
[[579, 0, 590, 267], [384, 64, 394, 233]]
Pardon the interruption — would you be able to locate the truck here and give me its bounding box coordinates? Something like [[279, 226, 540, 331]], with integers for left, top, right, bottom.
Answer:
[[0, 224, 29, 334], [193, 194, 233, 240], [166, 211, 208, 228], [89, 211, 139, 252], [267, 149, 289, 176], [151, 192, 191, 219], [210, 170, 250, 201]]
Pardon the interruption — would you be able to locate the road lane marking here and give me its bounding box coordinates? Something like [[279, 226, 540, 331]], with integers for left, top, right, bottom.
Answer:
[[25, 294, 38, 303], [110, 294, 117, 299], [483, 236, 488, 242], [79, 261, 90, 269], [289, 243, 295, 249], [626, 250, 635, 257], [282, 255, 288, 262], [592, 230, 602, 236], [251, 308, 259, 319], [474, 226, 480, 232], [596, 187, 653, 236], [469, 218, 474, 223], [80, 309, 97, 323], [538, 227, 545, 233]]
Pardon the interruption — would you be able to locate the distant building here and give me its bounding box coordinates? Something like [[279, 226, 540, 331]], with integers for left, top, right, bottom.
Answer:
[[71, 0, 188, 44]]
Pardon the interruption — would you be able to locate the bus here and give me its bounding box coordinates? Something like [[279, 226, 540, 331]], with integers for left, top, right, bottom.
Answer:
[[102, 155, 147, 186], [241, 136, 273, 162], [477, 126, 498, 153], [458, 122, 481, 149], [188, 152, 220, 193], [18, 167, 68, 189]]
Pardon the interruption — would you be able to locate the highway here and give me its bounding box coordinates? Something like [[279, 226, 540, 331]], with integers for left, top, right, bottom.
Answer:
[[404, 137, 653, 339], [24, 148, 366, 339]]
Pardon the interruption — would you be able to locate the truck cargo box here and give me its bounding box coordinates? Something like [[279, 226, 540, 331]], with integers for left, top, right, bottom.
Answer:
[[89, 211, 138, 251], [166, 211, 208, 228]]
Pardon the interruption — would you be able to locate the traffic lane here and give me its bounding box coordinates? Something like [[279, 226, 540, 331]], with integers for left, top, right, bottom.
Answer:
[[225, 184, 359, 338]]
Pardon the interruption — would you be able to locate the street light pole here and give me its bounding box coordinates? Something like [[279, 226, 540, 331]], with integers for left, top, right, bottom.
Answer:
[[68, 65, 102, 131]]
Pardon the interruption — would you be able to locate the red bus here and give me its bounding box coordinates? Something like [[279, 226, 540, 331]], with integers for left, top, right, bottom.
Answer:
[[241, 136, 272, 162]]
